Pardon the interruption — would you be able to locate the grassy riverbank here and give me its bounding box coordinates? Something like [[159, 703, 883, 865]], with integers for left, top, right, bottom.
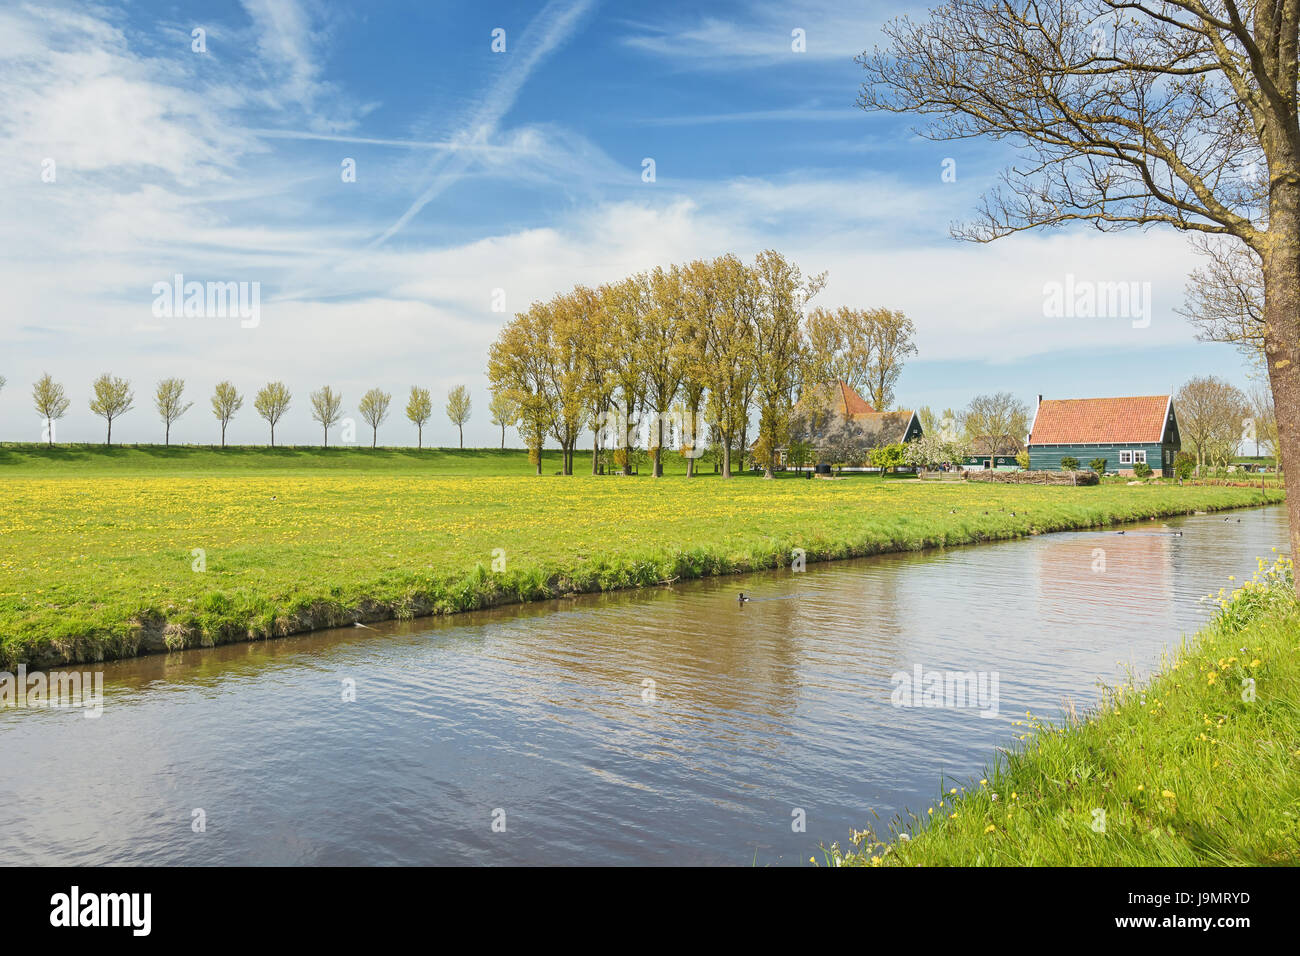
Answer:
[[831, 554, 1300, 866], [0, 446, 1284, 667]]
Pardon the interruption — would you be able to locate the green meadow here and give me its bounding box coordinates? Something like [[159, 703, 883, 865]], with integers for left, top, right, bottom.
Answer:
[[0, 443, 1284, 667]]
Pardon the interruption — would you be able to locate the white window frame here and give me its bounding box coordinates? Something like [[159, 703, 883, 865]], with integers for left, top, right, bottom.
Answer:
[[1133, 449, 1147, 465], [1119, 450, 1133, 465]]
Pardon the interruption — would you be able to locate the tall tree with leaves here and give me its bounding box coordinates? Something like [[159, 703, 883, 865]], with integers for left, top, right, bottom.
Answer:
[[700, 254, 756, 478], [32, 373, 70, 446], [677, 262, 714, 478], [547, 293, 593, 475], [603, 275, 651, 475], [860, 0, 1300, 590], [445, 385, 472, 450], [254, 381, 291, 447], [568, 284, 616, 474], [210, 381, 243, 448], [310, 386, 344, 448], [359, 388, 392, 448], [751, 249, 824, 477], [406, 386, 433, 448], [89, 374, 133, 446], [639, 264, 693, 477], [861, 309, 916, 411], [488, 307, 553, 475], [804, 306, 877, 400]]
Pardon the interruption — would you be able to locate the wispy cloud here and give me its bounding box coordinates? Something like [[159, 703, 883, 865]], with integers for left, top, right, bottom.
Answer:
[[370, 0, 600, 247], [617, 1, 898, 67]]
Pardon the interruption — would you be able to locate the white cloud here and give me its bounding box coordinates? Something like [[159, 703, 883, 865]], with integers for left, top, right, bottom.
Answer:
[[618, 1, 903, 66]]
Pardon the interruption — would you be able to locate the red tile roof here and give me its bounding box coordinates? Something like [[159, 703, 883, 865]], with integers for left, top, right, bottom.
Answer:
[[1029, 395, 1171, 445], [835, 381, 877, 416]]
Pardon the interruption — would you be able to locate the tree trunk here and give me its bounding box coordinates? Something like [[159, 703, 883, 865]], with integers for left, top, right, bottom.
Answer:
[[500, 424, 505, 450], [535, 449, 542, 476], [47, 419, 53, 447], [418, 424, 423, 449], [372, 427, 377, 448], [323, 424, 328, 449], [722, 436, 732, 478], [270, 423, 275, 448], [221, 422, 226, 448], [458, 424, 464, 449], [653, 416, 664, 477], [592, 429, 600, 475], [165, 423, 170, 446], [106, 419, 112, 446], [1263, 192, 1300, 596]]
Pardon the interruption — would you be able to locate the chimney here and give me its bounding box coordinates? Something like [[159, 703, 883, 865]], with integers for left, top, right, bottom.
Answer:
[[1037, 394, 1043, 405]]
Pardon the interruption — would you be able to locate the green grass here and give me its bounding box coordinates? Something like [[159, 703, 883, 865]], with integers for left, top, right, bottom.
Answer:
[[830, 554, 1300, 866], [0, 444, 1285, 668], [0, 442, 595, 476]]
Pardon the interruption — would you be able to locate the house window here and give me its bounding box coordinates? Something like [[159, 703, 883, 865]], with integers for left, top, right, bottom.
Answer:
[[1119, 450, 1133, 465], [1133, 450, 1147, 464]]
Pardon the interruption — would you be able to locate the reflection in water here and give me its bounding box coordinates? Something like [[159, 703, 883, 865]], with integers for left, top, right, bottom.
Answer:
[[0, 507, 1288, 866]]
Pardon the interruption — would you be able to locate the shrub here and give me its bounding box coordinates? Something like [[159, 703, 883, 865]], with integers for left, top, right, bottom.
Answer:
[[1133, 461, 1153, 479], [1060, 456, 1079, 471], [1174, 451, 1196, 480], [1089, 457, 1107, 476], [1015, 450, 1030, 469]]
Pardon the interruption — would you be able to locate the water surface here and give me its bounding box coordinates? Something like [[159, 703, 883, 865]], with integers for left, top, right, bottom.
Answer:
[[0, 506, 1288, 865]]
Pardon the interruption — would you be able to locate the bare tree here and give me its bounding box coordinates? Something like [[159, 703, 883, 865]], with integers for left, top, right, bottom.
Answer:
[[358, 388, 392, 448], [1247, 380, 1279, 467], [211, 381, 243, 448], [254, 382, 291, 447], [310, 386, 344, 448], [860, 0, 1300, 588], [155, 378, 193, 446], [1177, 376, 1249, 474], [961, 392, 1032, 446], [89, 374, 133, 445], [446, 385, 472, 449], [1179, 236, 1266, 367], [406, 386, 433, 448]]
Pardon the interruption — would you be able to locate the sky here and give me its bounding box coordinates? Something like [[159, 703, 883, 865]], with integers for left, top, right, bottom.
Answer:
[[0, 0, 1256, 447]]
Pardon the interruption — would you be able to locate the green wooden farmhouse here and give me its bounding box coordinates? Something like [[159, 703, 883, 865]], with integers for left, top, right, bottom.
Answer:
[[1027, 394, 1181, 476]]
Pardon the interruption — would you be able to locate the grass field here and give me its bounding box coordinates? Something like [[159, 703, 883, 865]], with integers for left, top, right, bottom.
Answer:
[[831, 554, 1300, 866], [0, 444, 1285, 667]]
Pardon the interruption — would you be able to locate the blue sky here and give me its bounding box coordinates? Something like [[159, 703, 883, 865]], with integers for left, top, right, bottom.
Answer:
[[1, 0, 1252, 446]]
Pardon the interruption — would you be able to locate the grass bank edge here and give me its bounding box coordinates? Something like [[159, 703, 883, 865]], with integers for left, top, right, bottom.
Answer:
[[2, 484, 1284, 669], [826, 552, 1300, 867]]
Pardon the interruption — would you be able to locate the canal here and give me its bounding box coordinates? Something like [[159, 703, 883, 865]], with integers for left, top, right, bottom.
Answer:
[[0, 505, 1288, 865]]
